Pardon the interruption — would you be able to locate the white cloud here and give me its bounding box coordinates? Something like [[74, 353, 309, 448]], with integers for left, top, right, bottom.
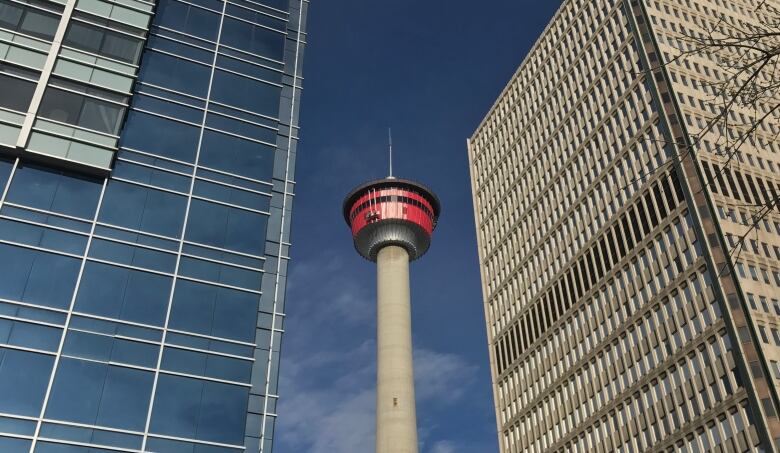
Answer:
[[429, 440, 457, 453]]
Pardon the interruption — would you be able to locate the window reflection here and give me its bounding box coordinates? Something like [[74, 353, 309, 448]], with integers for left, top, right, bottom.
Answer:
[[199, 129, 275, 182], [64, 19, 145, 64], [0, 348, 54, 416], [99, 180, 187, 238], [169, 279, 258, 343], [74, 261, 173, 326], [0, 243, 81, 309], [46, 358, 153, 430], [0, 0, 61, 41], [153, 0, 219, 41], [211, 69, 281, 117], [6, 164, 102, 219], [221, 17, 285, 61], [120, 111, 201, 162], [38, 86, 126, 135], [150, 374, 248, 444], [185, 198, 268, 255], [137, 51, 211, 98]]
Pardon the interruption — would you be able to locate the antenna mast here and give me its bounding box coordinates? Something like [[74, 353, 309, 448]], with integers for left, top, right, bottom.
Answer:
[[388, 128, 394, 179]]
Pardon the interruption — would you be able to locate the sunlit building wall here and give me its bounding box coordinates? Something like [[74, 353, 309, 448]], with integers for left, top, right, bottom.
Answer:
[[468, 0, 780, 451]]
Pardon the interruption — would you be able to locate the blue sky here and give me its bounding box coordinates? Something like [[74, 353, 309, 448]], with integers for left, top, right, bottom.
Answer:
[[275, 2, 561, 452]]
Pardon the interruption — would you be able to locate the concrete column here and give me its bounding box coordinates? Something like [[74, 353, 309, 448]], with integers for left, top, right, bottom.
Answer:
[[375, 245, 418, 453]]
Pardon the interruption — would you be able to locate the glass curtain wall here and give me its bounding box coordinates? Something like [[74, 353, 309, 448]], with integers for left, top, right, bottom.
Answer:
[[0, 0, 306, 451]]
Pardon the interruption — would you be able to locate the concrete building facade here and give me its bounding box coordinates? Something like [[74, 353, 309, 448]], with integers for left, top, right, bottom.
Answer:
[[0, 0, 306, 451], [468, 0, 780, 451]]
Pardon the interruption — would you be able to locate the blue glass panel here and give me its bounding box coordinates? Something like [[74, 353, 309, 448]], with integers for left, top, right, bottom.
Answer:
[[0, 416, 36, 435], [62, 330, 113, 361], [89, 239, 177, 273], [199, 130, 275, 182], [34, 441, 118, 452], [99, 180, 187, 238], [0, 319, 61, 351], [0, 158, 13, 191], [0, 436, 31, 450], [205, 111, 277, 143], [214, 54, 282, 84], [120, 111, 200, 163], [113, 160, 192, 193], [75, 261, 172, 326], [147, 437, 243, 452], [224, 3, 285, 32], [153, 0, 220, 41], [46, 358, 153, 430], [220, 17, 284, 61], [179, 256, 262, 290], [162, 347, 251, 382], [211, 70, 281, 117], [193, 179, 271, 212], [110, 338, 159, 368], [0, 348, 54, 416], [0, 244, 80, 309], [0, 302, 66, 325], [168, 280, 258, 342], [138, 51, 211, 98], [0, 219, 88, 254], [185, 199, 268, 255], [147, 35, 213, 64], [150, 374, 248, 444], [6, 164, 101, 219], [130, 93, 203, 123]]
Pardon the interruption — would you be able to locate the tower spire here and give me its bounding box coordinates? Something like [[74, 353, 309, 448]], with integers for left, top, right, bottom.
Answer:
[[388, 128, 394, 179]]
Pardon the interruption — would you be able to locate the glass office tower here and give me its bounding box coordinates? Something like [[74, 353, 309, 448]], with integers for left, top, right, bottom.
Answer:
[[469, 0, 780, 451], [0, 0, 306, 451]]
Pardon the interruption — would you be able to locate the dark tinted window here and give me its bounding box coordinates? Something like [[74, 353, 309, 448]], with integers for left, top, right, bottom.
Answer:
[[6, 164, 102, 219], [185, 199, 268, 255], [153, 0, 219, 41], [0, 73, 35, 112], [46, 358, 153, 430], [0, 1, 60, 40], [168, 280, 258, 342], [64, 21, 144, 63], [137, 51, 211, 97], [0, 348, 54, 416], [120, 111, 200, 162], [150, 374, 248, 444], [74, 261, 173, 326], [0, 244, 80, 309], [221, 17, 285, 61], [38, 87, 125, 134], [99, 180, 187, 237], [199, 130, 275, 182], [211, 69, 281, 117]]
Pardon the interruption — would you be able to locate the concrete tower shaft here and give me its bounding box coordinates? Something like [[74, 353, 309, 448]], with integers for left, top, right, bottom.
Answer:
[[343, 177, 440, 453]]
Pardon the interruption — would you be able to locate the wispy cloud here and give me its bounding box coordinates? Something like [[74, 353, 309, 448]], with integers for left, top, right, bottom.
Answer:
[[429, 440, 456, 453]]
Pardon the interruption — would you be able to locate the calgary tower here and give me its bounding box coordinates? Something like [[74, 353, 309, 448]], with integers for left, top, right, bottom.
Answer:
[[342, 141, 440, 453]]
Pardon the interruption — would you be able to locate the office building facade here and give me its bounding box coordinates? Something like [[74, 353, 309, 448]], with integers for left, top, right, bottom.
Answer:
[[468, 0, 780, 451], [0, 0, 306, 451]]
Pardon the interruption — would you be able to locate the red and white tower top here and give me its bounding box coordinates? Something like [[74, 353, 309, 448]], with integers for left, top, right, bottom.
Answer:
[[342, 177, 441, 262]]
